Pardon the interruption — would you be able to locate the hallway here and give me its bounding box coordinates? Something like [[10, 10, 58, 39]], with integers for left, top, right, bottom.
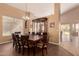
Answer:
[[60, 23, 79, 55]]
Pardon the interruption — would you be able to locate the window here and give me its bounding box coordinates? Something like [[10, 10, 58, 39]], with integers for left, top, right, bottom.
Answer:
[[76, 23, 79, 32], [3, 16, 24, 36]]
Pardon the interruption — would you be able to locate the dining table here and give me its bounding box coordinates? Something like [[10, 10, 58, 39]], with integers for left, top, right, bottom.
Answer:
[[28, 35, 43, 55]]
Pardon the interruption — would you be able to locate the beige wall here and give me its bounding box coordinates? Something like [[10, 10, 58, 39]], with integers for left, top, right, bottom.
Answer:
[[47, 3, 60, 43], [0, 4, 25, 43], [61, 5, 79, 24], [0, 4, 25, 18]]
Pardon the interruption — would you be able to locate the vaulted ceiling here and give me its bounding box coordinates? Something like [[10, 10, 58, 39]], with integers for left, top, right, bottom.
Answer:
[[6, 3, 79, 18], [61, 3, 79, 14], [7, 3, 54, 18]]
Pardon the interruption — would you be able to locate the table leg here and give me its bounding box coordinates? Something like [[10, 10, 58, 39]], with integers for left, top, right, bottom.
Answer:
[[33, 44, 35, 56], [28, 46, 30, 56]]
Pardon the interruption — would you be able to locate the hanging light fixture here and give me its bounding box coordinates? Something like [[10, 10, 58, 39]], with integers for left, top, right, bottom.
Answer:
[[22, 3, 30, 20]]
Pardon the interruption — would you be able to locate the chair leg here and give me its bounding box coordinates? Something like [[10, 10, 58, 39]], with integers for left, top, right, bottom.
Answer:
[[42, 47, 47, 56], [45, 48, 47, 55], [18, 46, 21, 53], [33, 46, 35, 56], [16, 46, 20, 53], [13, 42, 14, 47], [42, 48, 44, 56], [27, 46, 30, 56], [15, 45, 17, 51], [22, 46, 24, 55], [13, 41, 16, 48]]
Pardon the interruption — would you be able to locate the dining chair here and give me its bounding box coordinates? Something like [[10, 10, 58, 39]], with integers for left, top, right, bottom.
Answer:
[[37, 33, 48, 55], [32, 32, 35, 35], [38, 32, 41, 36], [42, 35, 48, 51], [14, 34, 22, 53], [15, 32, 21, 34], [43, 32, 47, 35], [12, 33, 16, 48], [21, 35, 30, 55], [36, 32, 39, 35]]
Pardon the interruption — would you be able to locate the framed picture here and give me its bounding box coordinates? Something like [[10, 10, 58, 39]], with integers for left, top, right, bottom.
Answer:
[[50, 22, 55, 28]]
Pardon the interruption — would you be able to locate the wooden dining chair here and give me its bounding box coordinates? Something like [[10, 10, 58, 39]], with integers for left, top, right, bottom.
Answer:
[[12, 33, 16, 48], [37, 33, 49, 55], [42, 35, 48, 52], [38, 32, 41, 36], [15, 32, 21, 34], [32, 32, 35, 35], [21, 35, 30, 55], [14, 34, 22, 53], [43, 32, 47, 35], [36, 32, 39, 35]]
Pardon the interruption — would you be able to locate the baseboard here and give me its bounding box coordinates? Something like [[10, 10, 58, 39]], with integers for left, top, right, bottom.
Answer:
[[49, 42, 59, 45], [0, 40, 12, 45]]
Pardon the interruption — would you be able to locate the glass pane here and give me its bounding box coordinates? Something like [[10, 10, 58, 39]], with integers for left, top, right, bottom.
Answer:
[[76, 23, 79, 32], [3, 16, 24, 36]]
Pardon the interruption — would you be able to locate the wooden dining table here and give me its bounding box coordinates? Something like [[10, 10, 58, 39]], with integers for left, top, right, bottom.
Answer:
[[28, 35, 42, 55]]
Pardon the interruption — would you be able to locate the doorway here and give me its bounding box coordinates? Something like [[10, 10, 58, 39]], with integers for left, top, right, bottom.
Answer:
[[60, 24, 70, 42], [60, 23, 79, 55]]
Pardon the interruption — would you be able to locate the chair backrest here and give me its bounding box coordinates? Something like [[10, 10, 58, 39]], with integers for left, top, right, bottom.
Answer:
[[42, 34, 48, 44], [15, 32, 21, 35], [21, 35, 29, 45], [38, 32, 41, 36], [15, 32, 21, 34], [15, 35, 20, 39], [43, 32, 47, 35], [15, 34, 20, 44], [32, 32, 35, 35], [12, 33, 16, 41], [36, 32, 39, 35], [28, 32, 30, 34]]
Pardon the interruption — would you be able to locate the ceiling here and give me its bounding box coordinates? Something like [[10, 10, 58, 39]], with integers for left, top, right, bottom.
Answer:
[[61, 3, 79, 14], [7, 3, 54, 18], [6, 3, 79, 18]]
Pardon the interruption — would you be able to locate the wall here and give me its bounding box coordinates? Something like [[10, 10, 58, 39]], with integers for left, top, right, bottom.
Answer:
[[0, 4, 25, 43], [61, 5, 79, 24], [47, 3, 60, 43]]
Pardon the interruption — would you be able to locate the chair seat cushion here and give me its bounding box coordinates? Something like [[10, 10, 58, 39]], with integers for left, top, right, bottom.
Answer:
[[37, 43, 47, 48]]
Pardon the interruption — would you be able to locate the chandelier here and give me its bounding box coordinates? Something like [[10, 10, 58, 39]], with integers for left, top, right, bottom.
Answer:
[[22, 3, 30, 20]]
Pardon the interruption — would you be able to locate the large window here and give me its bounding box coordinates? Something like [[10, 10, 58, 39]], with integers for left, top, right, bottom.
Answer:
[[76, 23, 79, 32], [3, 16, 24, 36]]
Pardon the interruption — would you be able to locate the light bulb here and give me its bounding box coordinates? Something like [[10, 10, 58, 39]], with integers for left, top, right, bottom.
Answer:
[[22, 16, 30, 20]]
